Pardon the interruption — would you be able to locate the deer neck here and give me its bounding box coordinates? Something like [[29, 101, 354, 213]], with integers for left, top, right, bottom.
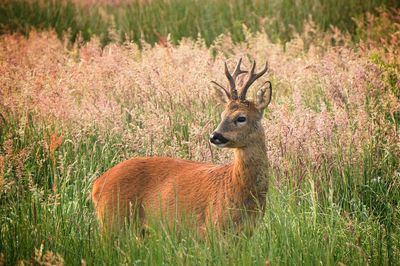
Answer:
[[231, 134, 268, 195]]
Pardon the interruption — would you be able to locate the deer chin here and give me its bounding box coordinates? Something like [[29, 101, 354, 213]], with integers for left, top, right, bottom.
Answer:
[[210, 139, 231, 148], [211, 142, 229, 148]]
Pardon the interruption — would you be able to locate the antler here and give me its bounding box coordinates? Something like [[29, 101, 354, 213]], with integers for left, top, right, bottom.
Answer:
[[224, 58, 247, 100], [212, 58, 247, 100], [239, 61, 268, 101]]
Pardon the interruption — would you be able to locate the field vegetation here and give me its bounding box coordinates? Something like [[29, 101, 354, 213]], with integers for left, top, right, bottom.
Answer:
[[1, 0, 400, 45], [0, 0, 399, 265]]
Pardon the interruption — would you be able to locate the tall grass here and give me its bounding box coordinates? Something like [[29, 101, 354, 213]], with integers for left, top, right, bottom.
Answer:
[[0, 7, 399, 266], [0, 101, 398, 265], [1, 0, 400, 46]]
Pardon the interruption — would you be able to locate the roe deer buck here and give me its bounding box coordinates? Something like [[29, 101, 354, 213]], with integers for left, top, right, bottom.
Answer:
[[92, 58, 272, 232]]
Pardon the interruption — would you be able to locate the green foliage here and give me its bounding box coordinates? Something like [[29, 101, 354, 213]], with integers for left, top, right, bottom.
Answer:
[[1, 0, 399, 46]]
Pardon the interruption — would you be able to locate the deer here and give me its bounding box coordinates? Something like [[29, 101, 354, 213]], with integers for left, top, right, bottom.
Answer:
[[92, 58, 272, 233]]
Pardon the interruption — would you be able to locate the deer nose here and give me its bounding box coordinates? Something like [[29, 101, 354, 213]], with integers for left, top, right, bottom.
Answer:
[[209, 132, 229, 145]]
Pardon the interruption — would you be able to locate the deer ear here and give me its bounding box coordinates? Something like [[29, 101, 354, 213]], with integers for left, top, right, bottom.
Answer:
[[212, 82, 230, 104], [256, 81, 272, 111]]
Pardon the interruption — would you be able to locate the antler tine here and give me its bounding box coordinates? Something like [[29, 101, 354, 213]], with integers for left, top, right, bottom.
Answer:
[[224, 62, 238, 100], [239, 61, 269, 101], [211, 80, 231, 99], [232, 58, 248, 80]]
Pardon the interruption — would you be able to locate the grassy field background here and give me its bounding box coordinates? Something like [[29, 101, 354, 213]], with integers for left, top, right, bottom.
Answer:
[[1, 0, 400, 46], [0, 1, 400, 265]]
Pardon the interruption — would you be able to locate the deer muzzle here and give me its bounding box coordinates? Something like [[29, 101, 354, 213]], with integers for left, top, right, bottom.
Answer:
[[209, 132, 229, 146]]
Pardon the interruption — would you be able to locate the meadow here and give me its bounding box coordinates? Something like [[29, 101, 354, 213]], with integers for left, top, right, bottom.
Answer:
[[0, 1, 400, 265], [1, 0, 400, 45]]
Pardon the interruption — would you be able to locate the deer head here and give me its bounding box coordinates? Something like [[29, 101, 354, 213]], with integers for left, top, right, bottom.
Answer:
[[210, 59, 272, 148]]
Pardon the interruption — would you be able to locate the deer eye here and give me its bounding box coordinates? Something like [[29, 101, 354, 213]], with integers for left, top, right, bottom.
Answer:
[[236, 116, 247, 123]]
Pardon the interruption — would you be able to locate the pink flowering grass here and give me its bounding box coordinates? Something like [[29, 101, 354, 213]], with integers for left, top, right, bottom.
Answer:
[[1, 22, 398, 170]]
